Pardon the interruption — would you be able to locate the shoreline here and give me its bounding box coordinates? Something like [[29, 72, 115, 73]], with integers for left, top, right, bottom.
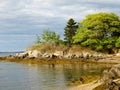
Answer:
[[0, 55, 120, 64], [67, 80, 103, 90], [0, 55, 120, 90]]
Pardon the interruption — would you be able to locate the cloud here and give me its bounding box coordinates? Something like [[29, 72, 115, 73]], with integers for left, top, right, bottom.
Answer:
[[0, 0, 119, 51], [0, 34, 36, 51]]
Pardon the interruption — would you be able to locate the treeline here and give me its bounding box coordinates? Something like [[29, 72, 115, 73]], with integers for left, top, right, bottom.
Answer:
[[35, 12, 120, 54]]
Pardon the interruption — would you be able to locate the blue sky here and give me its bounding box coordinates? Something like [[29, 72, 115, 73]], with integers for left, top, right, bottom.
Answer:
[[0, 0, 120, 52]]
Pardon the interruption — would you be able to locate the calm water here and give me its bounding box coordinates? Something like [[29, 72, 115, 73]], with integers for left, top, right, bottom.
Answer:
[[0, 61, 112, 90], [0, 52, 21, 57]]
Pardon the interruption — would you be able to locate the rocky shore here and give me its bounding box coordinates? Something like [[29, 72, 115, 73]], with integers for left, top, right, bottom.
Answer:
[[1, 49, 120, 90], [68, 64, 120, 90], [0, 49, 119, 65], [95, 64, 120, 90], [13, 49, 106, 60]]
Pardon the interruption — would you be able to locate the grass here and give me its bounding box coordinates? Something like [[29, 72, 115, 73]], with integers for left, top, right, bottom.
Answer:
[[27, 42, 68, 53]]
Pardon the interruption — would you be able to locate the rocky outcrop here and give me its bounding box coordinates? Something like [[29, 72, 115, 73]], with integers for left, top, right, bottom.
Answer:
[[27, 50, 42, 58], [16, 50, 41, 59], [15, 49, 105, 60], [64, 52, 104, 60], [101, 64, 120, 81], [96, 64, 120, 90], [16, 52, 29, 59]]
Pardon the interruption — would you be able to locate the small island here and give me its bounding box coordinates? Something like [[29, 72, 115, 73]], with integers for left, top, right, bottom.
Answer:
[[1, 12, 120, 90]]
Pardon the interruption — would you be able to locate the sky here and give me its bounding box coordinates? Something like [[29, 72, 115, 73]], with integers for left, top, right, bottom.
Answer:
[[0, 0, 120, 52]]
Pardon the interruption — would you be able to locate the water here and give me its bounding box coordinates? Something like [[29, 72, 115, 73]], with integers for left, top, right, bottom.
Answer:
[[0, 61, 112, 90], [0, 52, 19, 57]]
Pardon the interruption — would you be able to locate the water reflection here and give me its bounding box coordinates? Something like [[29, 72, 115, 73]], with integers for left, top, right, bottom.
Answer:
[[0, 61, 112, 90]]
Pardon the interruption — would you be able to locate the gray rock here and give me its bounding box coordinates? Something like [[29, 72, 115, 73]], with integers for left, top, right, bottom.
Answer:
[[27, 50, 42, 58], [53, 51, 64, 59], [99, 64, 120, 90], [109, 64, 120, 78], [42, 53, 51, 58], [17, 52, 28, 59]]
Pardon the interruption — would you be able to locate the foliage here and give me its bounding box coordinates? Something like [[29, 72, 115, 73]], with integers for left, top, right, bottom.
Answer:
[[64, 18, 78, 47], [35, 34, 41, 44], [115, 37, 120, 48], [73, 12, 120, 53], [41, 30, 62, 45]]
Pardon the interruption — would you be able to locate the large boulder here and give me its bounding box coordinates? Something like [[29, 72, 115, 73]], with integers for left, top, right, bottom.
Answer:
[[27, 50, 42, 58], [16, 50, 42, 59]]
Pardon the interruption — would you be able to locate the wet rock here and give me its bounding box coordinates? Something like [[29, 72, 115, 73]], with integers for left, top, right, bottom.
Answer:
[[101, 64, 120, 82], [97, 64, 120, 90], [79, 77, 84, 83], [109, 64, 120, 78]]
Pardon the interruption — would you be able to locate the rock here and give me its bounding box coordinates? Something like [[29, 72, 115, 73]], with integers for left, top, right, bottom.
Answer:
[[53, 51, 64, 59], [42, 53, 57, 59], [98, 64, 120, 90], [6, 55, 16, 59], [16, 50, 42, 59], [27, 50, 42, 58], [101, 64, 120, 82], [51, 54, 57, 59], [42, 53, 50, 58], [109, 64, 120, 78], [15, 49, 105, 60], [17, 52, 28, 59], [100, 69, 110, 82], [83, 53, 89, 59], [116, 53, 120, 56]]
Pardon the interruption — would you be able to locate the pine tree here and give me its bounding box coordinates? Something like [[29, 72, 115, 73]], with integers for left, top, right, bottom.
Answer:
[[64, 18, 78, 47]]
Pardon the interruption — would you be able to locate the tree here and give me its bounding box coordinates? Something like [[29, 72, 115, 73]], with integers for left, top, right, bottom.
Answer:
[[41, 30, 61, 45], [73, 12, 120, 53], [64, 18, 78, 47], [115, 37, 120, 48], [35, 34, 41, 44]]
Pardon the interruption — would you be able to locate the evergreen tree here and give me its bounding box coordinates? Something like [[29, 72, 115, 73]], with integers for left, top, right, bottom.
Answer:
[[64, 18, 78, 47]]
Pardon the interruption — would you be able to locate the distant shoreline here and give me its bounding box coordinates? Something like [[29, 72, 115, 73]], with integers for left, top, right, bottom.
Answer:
[[0, 51, 23, 53]]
